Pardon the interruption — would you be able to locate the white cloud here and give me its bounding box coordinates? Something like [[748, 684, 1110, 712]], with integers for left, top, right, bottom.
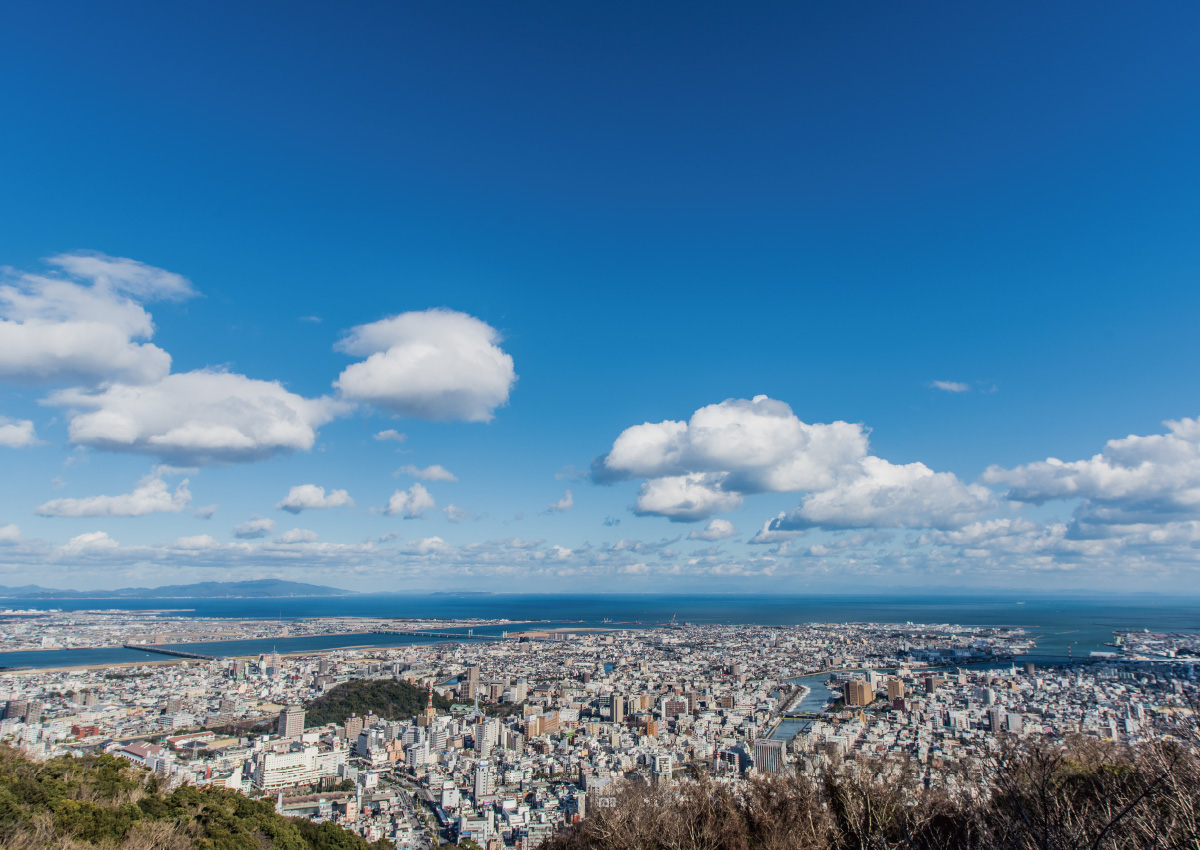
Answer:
[[47, 369, 339, 465], [597, 396, 867, 492], [598, 395, 988, 527], [334, 309, 516, 422], [47, 252, 194, 301], [634, 474, 743, 521], [275, 528, 319, 544], [373, 429, 407, 442], [747, 519, 802, 545], [0, 252, 192, 386], [193, 504, 218, 519], [398, 535, 452, 555], [384, 483, 435, 518], [233, 516, 275, 539], [931, 380, 970, 393], [983, 416, 1200, 528], [771, 457, 993, 531], [688, 518, 737, 541], [0, 524, 20, 544], [61, 531, 120, 552], [443, 504, 472, 523], [395, 464, 458, 482], [172, 534, 219, 550], [276, 484, 355, 513], [0, 417, 36, 448], [35, 474, 191, 518], [547, 489, 574, 512]]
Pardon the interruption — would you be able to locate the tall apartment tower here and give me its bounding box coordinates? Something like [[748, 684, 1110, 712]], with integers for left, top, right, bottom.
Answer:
[[610, 694, 625, 723], [887, 679, 905, 703], [277, 705, 305, 737], [845, 680, 874, 706]]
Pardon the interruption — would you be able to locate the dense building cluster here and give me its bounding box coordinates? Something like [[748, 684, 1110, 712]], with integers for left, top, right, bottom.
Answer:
[[1, 615, 1196, 849]]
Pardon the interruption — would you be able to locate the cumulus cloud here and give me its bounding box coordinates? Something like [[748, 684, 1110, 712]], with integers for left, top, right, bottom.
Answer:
[[384, 483, 435, 518], [688, 518, 737, 541], [596, 396, 867, 492], [633, 474, 742, 521], [398, 535, 452, 555], [172, 534, 218, 550], [547, 489, 574, 512], [334, 309, 516, 422], [443, 504, 472, 523], [373, 429, 406, 442], [747, 520, 802, 545], [598, 395, 988, 528], [395, 464, 458, 482], [771, 457, 993, 531], [983, 416, 1200, 530], [233, 516, 275, 539], [0, 417, 37, 448], [47, 369, 338, 465], [35, 474, 191, 518], [61, 531, 120, 552], [0, 252, 192, 386], [193, 504, 218, 519], [931, 380, 970, 393], [0, 524, 20, 544], [276, 484, 355, 513], [275, 528, 319, 544]]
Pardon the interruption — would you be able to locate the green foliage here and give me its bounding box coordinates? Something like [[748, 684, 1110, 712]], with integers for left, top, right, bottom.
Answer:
[[0, 746, 382, 850], [305, 678, 451, 726]]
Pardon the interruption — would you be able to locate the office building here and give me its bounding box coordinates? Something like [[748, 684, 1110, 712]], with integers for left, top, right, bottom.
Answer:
[[753, 739, 786, 775]]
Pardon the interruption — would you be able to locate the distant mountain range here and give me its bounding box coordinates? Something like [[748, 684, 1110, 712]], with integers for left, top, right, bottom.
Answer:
[[0, 579, 355, 599]]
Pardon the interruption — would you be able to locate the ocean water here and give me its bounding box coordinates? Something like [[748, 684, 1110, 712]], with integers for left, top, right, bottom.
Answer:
[[2, 593, 1198, 671]]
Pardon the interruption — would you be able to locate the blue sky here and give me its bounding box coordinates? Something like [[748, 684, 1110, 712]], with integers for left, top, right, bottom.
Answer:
[[1, 1, 1199, 592]]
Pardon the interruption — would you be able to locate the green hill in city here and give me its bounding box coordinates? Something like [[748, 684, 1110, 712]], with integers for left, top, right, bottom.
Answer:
[[304, 678, 452, 727], [0, 745, 388, 850]]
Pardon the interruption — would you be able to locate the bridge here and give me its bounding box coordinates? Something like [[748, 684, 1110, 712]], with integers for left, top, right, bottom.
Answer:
[[122, 644, 215, 661], [372, 629, 511, 640]]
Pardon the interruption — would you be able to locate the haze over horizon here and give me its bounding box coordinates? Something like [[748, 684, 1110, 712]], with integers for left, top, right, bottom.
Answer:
[[1, 2, 1199, 594]]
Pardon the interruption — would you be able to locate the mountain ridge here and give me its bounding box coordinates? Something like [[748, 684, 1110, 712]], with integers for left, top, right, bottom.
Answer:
[[0, 579, 355, 599]]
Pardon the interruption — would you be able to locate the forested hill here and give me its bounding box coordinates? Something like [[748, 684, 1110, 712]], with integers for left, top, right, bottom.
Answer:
[[0, 746, 388, 849], [305, 678, 453, 727]]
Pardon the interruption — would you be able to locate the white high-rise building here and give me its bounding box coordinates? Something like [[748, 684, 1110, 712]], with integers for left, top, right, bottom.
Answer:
[[474, 760, 495, 799]]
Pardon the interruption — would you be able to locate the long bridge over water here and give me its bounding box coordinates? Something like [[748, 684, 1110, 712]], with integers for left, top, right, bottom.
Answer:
[[371, 629, 514, 640], [122, 644, 215, 660]]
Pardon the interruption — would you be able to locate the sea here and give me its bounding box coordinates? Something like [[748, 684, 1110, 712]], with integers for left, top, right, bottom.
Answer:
[[2, 592, 1198, 672]]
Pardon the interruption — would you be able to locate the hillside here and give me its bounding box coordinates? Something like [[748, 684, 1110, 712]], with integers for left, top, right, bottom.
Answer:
[[0, 745, 388, 849], [0, 579, 355, 598], [305, 678, 453, 727]]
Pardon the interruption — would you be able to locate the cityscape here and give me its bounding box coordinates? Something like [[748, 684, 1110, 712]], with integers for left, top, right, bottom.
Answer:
[[2, 609, 1198, 847], [2, 2, 1200, 849]]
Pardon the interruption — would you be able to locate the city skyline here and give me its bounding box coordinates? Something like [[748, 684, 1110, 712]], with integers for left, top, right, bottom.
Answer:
[[2, 3, 1200, 592]]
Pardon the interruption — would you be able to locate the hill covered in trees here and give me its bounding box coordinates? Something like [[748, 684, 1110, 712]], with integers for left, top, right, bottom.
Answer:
[[305, 678, 452, 727], [0, 745, 388, 850]]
